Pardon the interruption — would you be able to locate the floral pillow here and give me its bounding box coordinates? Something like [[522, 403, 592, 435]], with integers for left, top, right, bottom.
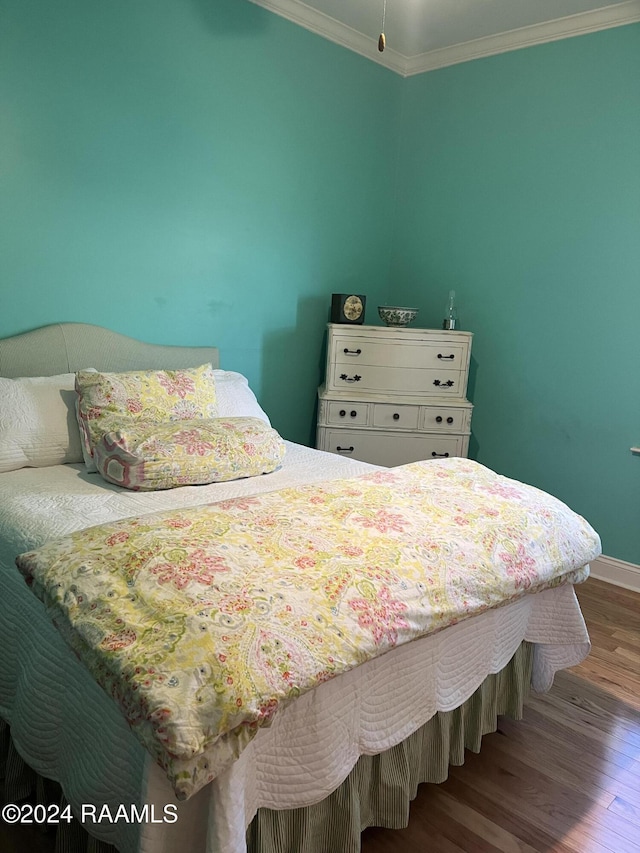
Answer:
[[75, 364, 218, 473], [93, 417, 286, 490]]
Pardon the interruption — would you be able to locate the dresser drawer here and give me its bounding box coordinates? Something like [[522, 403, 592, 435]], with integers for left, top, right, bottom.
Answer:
[[319, 325, 473, 467], [325, 401, 369, 425], [372, 403, 419, 430], [421, 407, 469, 433], [328, 363, 465, 396], [317, 428, 465, 467], [331, 336, 468, 371]]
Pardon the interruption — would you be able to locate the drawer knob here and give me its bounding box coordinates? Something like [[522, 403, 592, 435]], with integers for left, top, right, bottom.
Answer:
[[437, 353, 455, 360], [350, 410, 357, 418], [340, 374, 362, 383], [447, 416, 454, 424], [433, 379, 454, 388], [435, 416, 443, 423], [343, 348, 362, 355], [431, 452, 450, 458], [337, 446, 354, 453], [393, 413, 400, 420], [339, 410, 346, 417]]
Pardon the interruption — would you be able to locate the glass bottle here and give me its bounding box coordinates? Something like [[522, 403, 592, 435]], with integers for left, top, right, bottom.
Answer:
[[443, 290, 458, 330]]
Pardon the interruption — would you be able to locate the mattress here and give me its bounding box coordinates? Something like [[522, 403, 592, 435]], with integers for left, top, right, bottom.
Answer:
[[0, 442, 591, 853]]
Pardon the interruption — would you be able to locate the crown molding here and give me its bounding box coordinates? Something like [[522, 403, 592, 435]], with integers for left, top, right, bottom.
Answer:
[[249, 0, 640, 77], [405, 0, 640, 76], [247, 0, 407, 75]]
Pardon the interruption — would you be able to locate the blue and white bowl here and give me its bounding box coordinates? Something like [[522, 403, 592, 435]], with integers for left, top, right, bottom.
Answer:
[[378, 306, 419, 327]]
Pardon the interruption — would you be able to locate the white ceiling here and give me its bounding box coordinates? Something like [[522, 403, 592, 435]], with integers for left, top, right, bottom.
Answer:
[[249, 0, 640, 75]]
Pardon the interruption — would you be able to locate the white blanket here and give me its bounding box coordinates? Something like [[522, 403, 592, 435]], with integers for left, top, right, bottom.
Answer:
[[0, 443, 590, 853]]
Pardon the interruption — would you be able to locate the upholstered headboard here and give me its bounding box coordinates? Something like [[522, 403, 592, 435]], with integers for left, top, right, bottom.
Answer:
[[0, 323, 219, 378]]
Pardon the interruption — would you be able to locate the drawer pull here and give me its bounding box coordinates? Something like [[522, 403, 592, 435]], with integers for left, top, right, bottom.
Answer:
[[339, 410, 346, 417], [436, 416, 443, 423], [393, 413, 400, 420], [340, 374, 362, 383], [431, 452, 450, 458], [350, 410, 357, 418], [433, 379, 455, 388], [437, 353, 455, 360], [336, 446, 354, 453], [447, 416, 454, 424], [343, 348, 362, 355]]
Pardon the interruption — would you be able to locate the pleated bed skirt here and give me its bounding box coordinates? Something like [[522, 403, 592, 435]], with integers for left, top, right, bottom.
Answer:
[[1, 641, 533, 853]]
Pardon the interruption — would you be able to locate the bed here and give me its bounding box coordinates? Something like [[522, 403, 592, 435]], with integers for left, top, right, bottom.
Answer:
[[0, 323, 599, 853]]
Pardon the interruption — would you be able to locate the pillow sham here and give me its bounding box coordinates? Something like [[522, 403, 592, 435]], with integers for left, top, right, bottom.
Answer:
[[0, 373, 84, 473], [213, 370, 271, 424], [75, 364, 218, 473], [93, 417, 286, 490]]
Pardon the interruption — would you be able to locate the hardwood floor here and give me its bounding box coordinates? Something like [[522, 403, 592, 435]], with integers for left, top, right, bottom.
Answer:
[[362, 577, 640, 853], [2, 577, 638, 852]]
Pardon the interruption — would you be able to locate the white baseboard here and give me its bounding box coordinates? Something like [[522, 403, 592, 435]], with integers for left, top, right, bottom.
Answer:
[[589, 555, 640, 593]]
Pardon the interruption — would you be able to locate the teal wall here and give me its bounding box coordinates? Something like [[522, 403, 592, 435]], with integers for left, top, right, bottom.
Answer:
[[1, 3, 638, 562], [392, 25, 640, 563], [0, 0, 402, 445]]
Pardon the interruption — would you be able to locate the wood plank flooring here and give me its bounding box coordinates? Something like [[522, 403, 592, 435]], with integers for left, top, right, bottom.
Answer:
[[362, 577, 640, 853], [2, 577, 638, 852]]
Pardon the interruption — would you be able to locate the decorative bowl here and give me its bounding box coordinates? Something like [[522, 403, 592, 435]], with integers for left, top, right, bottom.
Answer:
[[378, 306, 419, 327]]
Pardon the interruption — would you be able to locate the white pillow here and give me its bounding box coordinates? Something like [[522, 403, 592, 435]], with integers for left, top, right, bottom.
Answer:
[[213, 370, 271, 425], [0, 374, 85, 473]]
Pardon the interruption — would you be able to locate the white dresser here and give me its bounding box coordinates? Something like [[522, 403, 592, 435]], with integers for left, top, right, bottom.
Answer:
[[316, 324, 473, 467]]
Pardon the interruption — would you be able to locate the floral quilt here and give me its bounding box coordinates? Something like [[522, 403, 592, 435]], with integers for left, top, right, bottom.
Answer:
[[16, 458, 601, 800]]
